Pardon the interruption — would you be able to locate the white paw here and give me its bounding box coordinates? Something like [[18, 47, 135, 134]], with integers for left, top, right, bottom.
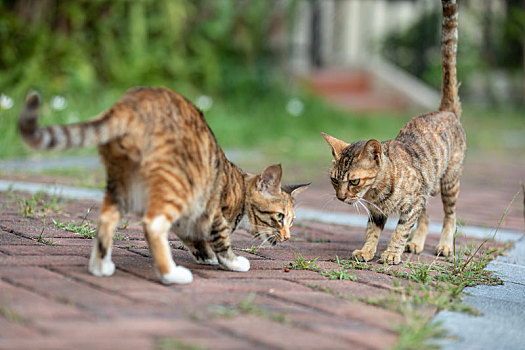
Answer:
[[228, 256, 250, 272], [89, 256, 115, 277], [89, 239, 115, 277], [161, 265, 193, 285]]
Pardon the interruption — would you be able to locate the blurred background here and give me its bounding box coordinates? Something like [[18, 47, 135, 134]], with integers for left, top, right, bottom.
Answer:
[[0, 0, 524, 177]]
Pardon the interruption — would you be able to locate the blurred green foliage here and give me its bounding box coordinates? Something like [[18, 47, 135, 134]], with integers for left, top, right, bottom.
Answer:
[[0, 0, 523, 167], [0, 0, 286, 96], [382, 3, 525, 105], [0, 0, 406, 165]]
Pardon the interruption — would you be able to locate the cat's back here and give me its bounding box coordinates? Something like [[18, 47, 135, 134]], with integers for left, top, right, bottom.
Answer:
[[395, 111, 465, 153], [102, 87, 218, 158], [387, 111, 466, 193], [117, 87, 211, 133], [99, 87, 221, 182]]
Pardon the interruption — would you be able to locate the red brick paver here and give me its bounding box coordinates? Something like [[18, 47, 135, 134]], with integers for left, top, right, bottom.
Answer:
[[0, 155, 520, 350]]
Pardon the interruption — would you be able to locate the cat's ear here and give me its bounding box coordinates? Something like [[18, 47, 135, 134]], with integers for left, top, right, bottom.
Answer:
[[321, 132, 348, 159], [257, 164, 283, 196], [362, 139, 382, 166], [282, 183, 311, 199]]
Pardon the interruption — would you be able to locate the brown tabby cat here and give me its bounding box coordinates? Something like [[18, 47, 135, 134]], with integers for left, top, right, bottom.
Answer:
[[322, 0, 465, 265], [19, 87, 308, 284]]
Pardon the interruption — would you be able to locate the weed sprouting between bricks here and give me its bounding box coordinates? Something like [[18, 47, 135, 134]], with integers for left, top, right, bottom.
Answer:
[[288, 252, 357, 281], [17, 191, 62, 217], [210, 293, 290, 324], [37, 216, 58, 246], [52, 206, 96, 239]]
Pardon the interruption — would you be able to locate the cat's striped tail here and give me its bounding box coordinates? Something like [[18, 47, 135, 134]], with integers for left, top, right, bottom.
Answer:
[[439, 0, 461, 118], [19, 93, 125, 150]]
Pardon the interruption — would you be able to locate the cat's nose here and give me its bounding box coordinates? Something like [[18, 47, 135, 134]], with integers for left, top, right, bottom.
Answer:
[[337, 193, 347, 201]]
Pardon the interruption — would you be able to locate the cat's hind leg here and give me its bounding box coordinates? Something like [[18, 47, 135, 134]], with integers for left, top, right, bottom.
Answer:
[[143, 189, 193, 284], [352, 213, 386, 262], [210, 216, 249, 272], [436, 176, 460, 257], [406, 207, 429, 254], [89, 195, 120, 277], [180, 214, 218, 265], [184, 240, 218, 265]]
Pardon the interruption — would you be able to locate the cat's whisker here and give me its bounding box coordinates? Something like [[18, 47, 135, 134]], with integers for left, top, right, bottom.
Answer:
[[360, 198, 386, 216], [357, 199, 372, 221], [320, 196, 337, 210], [353, 202, 361, 216], [257, 235, 273, 249]]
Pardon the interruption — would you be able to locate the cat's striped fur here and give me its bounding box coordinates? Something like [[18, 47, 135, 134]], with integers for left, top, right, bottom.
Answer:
[[322, 0, 465, 264], [19, 87, 308, 284]]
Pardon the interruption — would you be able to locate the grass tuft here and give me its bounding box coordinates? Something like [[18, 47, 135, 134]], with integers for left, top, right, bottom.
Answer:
[[155, 337, 205, 350], [288, 251, 320, 271], [210, 293, 290, 325], [52, 207, 96, 239]]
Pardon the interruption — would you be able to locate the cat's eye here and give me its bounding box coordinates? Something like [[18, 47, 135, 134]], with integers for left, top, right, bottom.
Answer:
[[275, 212, 284, 223], [331, 177, 338, 186], [349, 179, 360, 186]]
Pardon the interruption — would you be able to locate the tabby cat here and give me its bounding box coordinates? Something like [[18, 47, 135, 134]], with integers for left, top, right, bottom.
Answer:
[[322, 0, 465, 264], [19, 87, 308, 284]]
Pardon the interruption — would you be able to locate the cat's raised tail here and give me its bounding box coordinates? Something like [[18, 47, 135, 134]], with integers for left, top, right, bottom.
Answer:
[[439, 0, 461, 118], [19, 92, 125, 150]]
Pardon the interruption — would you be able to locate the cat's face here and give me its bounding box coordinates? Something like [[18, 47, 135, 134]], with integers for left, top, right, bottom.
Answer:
[[322, 133, 382, 205], [244, 165, 309, 245]]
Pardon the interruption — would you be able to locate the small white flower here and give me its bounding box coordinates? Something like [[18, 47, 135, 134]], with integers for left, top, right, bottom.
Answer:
[[286, 98, 304, 117], [51, 95, 67, 110], [195, 95, 213, 112], [0, 94, 14, 110]]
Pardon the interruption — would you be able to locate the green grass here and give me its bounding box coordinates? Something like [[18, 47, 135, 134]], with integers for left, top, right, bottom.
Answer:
[[297, 225, 508, 349], [26, 168, 105, 189], [37, 217, 58, 246], [303, 240, 502, 349], [237, 245, 258, 254], [52, 207, 96, 239], [155, 337, 205, 350], [2, 86, 523, 167], [289, 252, 358, 281], [18, 196, 37, 217], [0, 306, 25, 324], [16, 191, 62, 217], [393, 312, 446, 350], [288, 251, 320, 271], [321, 255, 357, 281], [210, 293, 290, 324]]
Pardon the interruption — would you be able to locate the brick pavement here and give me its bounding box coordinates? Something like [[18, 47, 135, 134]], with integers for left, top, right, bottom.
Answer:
[[0, 175, 512, 350]]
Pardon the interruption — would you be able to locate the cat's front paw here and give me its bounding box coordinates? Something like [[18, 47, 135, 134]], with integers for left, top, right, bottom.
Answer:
[[161, 265, 193, 285], [220, 256, 250, 272], [435, 244, 452, 257], [352, 249, 374, 262], [379, 251, 402, 265], [405, 242, 423, 254]]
